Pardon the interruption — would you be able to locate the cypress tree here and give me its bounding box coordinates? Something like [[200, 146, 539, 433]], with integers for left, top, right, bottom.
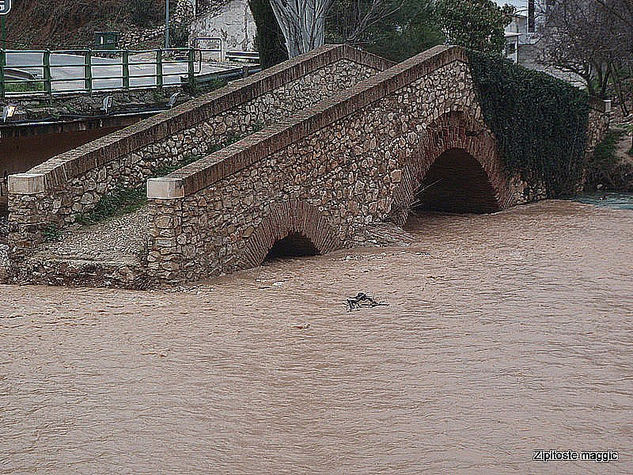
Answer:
[[248, 0, 289, 68]]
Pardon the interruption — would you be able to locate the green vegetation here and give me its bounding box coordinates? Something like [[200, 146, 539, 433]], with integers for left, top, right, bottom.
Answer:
[[6, 0, 172, 49], [249, 0, 289, 68], [169, 23, 190, 48], [327, 0, 443, 62], [467, 50, 591, 197], [183, 77, 227, 97], [585, 129, 633, 191], [76, 186, 148, 226], [128, 0, 165, 28], [42, 224, 63, 242], [151, 154, 202, 179], [436, 0, 512, 55], [6, 81, 46, 93]]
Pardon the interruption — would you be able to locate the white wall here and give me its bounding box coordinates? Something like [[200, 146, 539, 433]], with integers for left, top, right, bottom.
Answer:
[[189, 0, 256, 52]]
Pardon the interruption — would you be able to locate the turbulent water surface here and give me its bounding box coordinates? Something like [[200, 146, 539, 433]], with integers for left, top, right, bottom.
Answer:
[[1, 200, 632, 473]]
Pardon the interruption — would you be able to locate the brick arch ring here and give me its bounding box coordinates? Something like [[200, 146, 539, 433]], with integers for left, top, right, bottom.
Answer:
[[240, 200, 344, 268], [389, 110, 517, 225]]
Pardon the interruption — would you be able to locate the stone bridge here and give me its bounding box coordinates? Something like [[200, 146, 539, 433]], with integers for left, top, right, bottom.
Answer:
[[5, 45, 609, 287]]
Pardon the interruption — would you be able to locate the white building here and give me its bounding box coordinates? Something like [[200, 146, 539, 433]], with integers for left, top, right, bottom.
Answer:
[[495, 0, 553, 62], [504, 32, 520, 63]]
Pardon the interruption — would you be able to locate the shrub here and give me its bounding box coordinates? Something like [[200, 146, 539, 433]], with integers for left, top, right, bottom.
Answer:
[[169, 23, 190, 48], [182, 77, 227, 97], [436, 0, 510, 55], [585, 129, 633, 191], [128, 0, 164, 28]]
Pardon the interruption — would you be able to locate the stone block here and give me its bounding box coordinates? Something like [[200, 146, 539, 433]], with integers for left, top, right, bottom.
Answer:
[[8, 174, 46, 194], [147, 178, 185, 199]]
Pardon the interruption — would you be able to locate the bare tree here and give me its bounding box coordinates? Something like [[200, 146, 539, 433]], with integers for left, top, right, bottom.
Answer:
[[592, 0, 633, 27], [269, 0, 335, 57], [541, 0, 633, 106], [327, 0, 404, 47], [269, 0, 402, 57]]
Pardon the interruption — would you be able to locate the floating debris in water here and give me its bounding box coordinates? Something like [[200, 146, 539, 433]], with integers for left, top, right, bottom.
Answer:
[[346, 292, 389, 312]]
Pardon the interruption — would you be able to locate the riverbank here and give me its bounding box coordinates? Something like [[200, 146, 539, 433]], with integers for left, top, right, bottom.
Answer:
[[585, 127, 633, 192], [1, 200, 631, 472], [0, 215, 7, 282]]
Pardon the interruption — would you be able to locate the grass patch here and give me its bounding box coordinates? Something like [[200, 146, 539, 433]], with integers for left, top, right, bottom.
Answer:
[[151, 154, 202, 178], [77, 154, 205, 226], [6, 81, 46, 93], [76, 186, 147, 226]]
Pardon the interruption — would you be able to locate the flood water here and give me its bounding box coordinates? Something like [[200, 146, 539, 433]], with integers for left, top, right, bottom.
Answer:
[[1, 200, 632, 473], [572, 192, 633, 210]]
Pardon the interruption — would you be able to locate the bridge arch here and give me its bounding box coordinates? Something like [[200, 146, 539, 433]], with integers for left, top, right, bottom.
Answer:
[[390, 111, 515, 224], [240, 200, 343, 268]]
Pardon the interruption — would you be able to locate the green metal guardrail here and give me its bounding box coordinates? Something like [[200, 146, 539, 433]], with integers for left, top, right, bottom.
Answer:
[[0, 47, 208, 98]]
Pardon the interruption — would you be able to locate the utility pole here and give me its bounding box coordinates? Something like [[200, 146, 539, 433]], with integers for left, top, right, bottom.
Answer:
[[164, 0, 170, 49], [1, 16, 5, 49]]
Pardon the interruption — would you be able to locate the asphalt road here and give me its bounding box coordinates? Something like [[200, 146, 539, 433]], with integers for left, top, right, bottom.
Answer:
[[5, 51, 227, 92]]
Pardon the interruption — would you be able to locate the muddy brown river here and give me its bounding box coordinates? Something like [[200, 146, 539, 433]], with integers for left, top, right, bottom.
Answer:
[[1, 200, 632, 473]]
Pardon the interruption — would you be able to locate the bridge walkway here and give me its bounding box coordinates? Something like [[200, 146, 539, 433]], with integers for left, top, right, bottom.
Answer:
[[22, 208, 149, 287]]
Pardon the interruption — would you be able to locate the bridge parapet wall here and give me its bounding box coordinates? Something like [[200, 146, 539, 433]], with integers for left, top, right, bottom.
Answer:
[[146, 46, 519, 283], [7, 45, 392, 260]]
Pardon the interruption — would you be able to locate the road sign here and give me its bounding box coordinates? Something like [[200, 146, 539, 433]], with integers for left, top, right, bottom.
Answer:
[[0, 0, 11, 15]]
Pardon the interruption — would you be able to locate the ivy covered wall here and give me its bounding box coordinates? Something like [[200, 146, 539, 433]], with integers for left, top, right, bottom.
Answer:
[[467, 50, 591, 198]]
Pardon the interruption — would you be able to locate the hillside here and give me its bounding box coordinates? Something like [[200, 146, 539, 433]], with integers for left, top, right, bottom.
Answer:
[[4, 0, 169, 48]]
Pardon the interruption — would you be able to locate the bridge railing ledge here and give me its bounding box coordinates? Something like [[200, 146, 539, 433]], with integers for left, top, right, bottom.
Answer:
[[147, 177, 185, 200], [8, 173, 47, 195]]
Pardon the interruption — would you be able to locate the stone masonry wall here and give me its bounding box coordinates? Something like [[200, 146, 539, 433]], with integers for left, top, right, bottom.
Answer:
[[146, 46, 521, 283], [7, 45, 393, 262], [587, 98, 611, 153]]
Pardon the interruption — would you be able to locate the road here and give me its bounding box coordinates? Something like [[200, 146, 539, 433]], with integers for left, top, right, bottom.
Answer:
[[5, 51, 230, 92]]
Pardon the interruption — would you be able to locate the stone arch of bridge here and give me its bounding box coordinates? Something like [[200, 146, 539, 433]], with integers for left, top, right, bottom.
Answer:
[[240, 200, 343, 268], [390, 110, 515, 223]]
